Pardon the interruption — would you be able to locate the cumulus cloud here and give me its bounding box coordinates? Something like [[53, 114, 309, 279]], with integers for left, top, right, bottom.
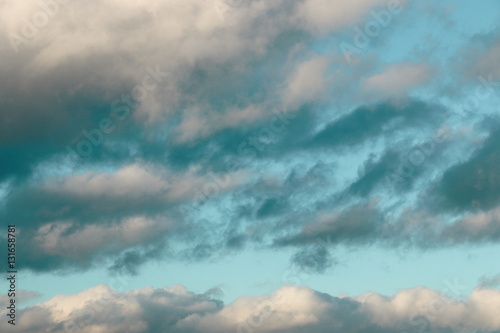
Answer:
[[4, 283, 500, 333]]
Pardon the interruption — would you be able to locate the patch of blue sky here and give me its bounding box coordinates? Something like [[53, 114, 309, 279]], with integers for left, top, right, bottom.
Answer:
[[305, 243, 500, 300]]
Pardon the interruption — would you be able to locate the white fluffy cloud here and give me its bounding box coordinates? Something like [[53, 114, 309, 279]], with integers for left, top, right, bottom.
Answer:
[[4, 283, 500, 333]]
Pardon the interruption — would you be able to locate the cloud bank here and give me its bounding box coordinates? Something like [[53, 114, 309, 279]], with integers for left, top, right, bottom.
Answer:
[[3, 283, 500, 333]]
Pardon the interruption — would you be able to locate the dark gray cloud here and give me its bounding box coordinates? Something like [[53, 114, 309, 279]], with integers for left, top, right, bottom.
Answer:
[[108, 245, 166, 276], [347, 151, 400, 196], [291, 246, 333, 273], [307, 100, 443, 149], [432, 124, 500, 212], [478, 274, 500, 288], [274, 202, 383, 248], [256, 197, 289, 218], [1, 104, 496, 274]]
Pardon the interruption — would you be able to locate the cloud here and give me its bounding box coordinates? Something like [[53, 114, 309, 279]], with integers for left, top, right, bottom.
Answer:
[[283, 55, 331, 108], [306, 100, 442, 149], [0, 98, 490, 274], [0, 290, 41, 306], [108, 248, 163, 276], [0, 161, 252, 272], [361, 63, 433, 98], [432, 125, 500, 212], [346, 150, 400, 196], [461, 28, 500, 80], [5, 283, 500, 333], [478, 274, 500, 289], [0, 0, 414, 187], [296, 0, 410, 32], [290, 246, 334, 273], [286, 202, 380, 244], [441, 205, 500, 244], [0, 0, 499, 277], [473, 43, 500, 79], [5, 284, 222, 333]]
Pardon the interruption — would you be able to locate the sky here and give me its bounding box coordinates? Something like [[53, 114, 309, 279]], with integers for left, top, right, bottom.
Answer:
[[0, 0, 500, 332]]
